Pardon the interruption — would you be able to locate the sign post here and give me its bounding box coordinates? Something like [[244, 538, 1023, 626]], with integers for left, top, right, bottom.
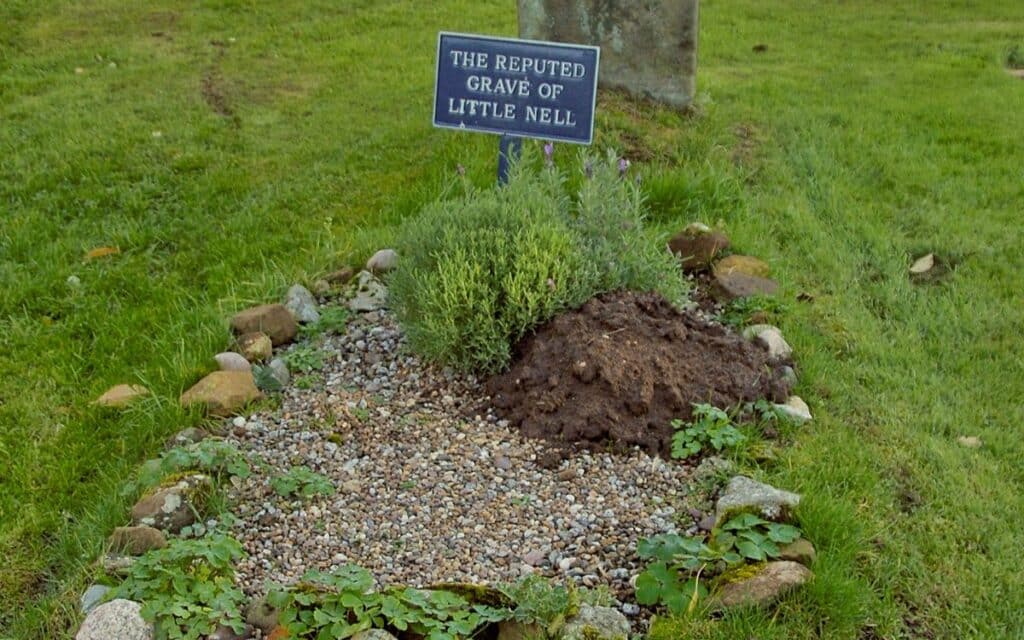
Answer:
[[433, 32, 600, 183]]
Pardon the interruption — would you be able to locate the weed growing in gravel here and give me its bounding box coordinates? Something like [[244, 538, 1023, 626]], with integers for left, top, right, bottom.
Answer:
[[271, 466, 335, 499], [114, 533, 247, 640], [390, 152, 686, 373], [282, 345, 325, 373], [671, 404, 747, 459], [301, 305, 350, 338], [128, 440, 252, 493], [497, 575, 615, 636], [253, 364, 284, 393], [268, 565, 508, 640], [635, 514, 802, 614]]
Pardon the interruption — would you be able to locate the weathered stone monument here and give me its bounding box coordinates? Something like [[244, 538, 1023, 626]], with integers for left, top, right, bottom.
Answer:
[[517, 0, 699, 109]]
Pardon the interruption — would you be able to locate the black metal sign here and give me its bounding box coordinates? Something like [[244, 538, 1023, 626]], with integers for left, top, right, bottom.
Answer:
[[433, 32, 600, 145]]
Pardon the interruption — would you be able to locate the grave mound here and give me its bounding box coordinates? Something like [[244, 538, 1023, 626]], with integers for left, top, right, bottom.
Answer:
[[487, 291, 792, 457]]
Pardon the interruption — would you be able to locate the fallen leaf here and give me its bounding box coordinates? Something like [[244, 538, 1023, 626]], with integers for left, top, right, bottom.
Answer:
[[85, 246, 120, 260], [910, 253, 935, 274]]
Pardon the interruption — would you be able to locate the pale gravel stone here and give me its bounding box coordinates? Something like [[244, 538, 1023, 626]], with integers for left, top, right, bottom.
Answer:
[[75, 599, 152, 640]]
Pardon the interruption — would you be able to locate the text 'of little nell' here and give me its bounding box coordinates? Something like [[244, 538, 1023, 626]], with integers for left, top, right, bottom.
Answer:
[[445, 49, 587, 127]]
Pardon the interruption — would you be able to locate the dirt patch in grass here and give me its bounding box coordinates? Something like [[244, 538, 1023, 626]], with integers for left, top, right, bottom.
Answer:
[[487, 291, 792, 458]]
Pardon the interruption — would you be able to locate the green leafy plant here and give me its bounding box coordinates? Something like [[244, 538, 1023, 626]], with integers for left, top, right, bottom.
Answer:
[[271, 466, 336, 499], [130, 440, 252, 492], [635, 514, 802, 614], [282, 345, 325, 373], [497, 574, 612, 637], [253, 364, 285, 393], [301, 305, 351, 337], [671, 404, 746, 459], [114, 534, 247, 640], [390, 151, 686, 374], [1006, 44, 1024, 69], [268, 565, 509, 640]]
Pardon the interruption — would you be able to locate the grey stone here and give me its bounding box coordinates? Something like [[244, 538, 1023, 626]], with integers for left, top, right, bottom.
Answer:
[[366, 249, 399, 274], [712, 561, 812, 609], [349, 271, 388, 312], [215, 352, 252, 372], [76, 599, 153, 640], [285, 284, 321, 324], [268, 358, 290, 387], [561, 605, 630, 640], [774, 396, 812, 424], [742, 325, 793, 360], [715, 476, 801, 525], [80, 584, 110, 614], [780, 365, 798, 389], [517, 0, 698, 110]]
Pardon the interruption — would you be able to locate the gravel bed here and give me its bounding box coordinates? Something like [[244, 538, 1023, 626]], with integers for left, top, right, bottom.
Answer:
[[226, 309, 698, 605]]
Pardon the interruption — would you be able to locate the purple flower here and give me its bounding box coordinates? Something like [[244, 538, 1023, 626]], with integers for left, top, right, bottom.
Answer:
[[618, 158, 630, 176], [543, 142, 554, 166]]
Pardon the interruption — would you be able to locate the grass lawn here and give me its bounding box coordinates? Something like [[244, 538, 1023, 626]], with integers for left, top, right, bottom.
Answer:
[[2, 0, 1023, 637]]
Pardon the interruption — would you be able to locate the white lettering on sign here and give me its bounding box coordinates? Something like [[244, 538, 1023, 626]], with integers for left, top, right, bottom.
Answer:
[[525, 106, 577, 127]]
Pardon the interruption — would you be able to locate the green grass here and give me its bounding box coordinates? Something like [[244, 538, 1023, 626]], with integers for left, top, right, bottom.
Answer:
[[1, 0, 1023, 638]]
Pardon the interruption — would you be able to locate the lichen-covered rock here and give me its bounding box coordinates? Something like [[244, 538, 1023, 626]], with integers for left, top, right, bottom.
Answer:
[[285, 284, 321, 324], [712, 561, 812, 609], [715, 476, 801, 525], [236, 332, 274, 362], [715, 254, 770, 278], [560, 604, 630, 640], [742, 324, 793, 360], [108, 525, 167, 555], [349, 271, 388, 312], [130, 474, 212, 533], [231, 304, 298, 346], [76, 598, 153, 640], [180, 371, 263, 417], [93, 384, 149, 408]]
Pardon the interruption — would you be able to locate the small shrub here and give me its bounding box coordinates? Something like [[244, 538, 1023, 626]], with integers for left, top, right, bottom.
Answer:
[[300, 305, 350, 338], [1006, 44, 1024, 69], [271, 465, 335, 499], [282, 345, 324, 373], [114, 534, 247, 639], [670, 404, 746, 459], [390, 151, 686, 373], [253, 364, 284, 392]]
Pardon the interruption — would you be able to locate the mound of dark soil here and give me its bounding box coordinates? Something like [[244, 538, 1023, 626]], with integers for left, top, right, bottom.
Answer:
[[486, 291, 792, 458]]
